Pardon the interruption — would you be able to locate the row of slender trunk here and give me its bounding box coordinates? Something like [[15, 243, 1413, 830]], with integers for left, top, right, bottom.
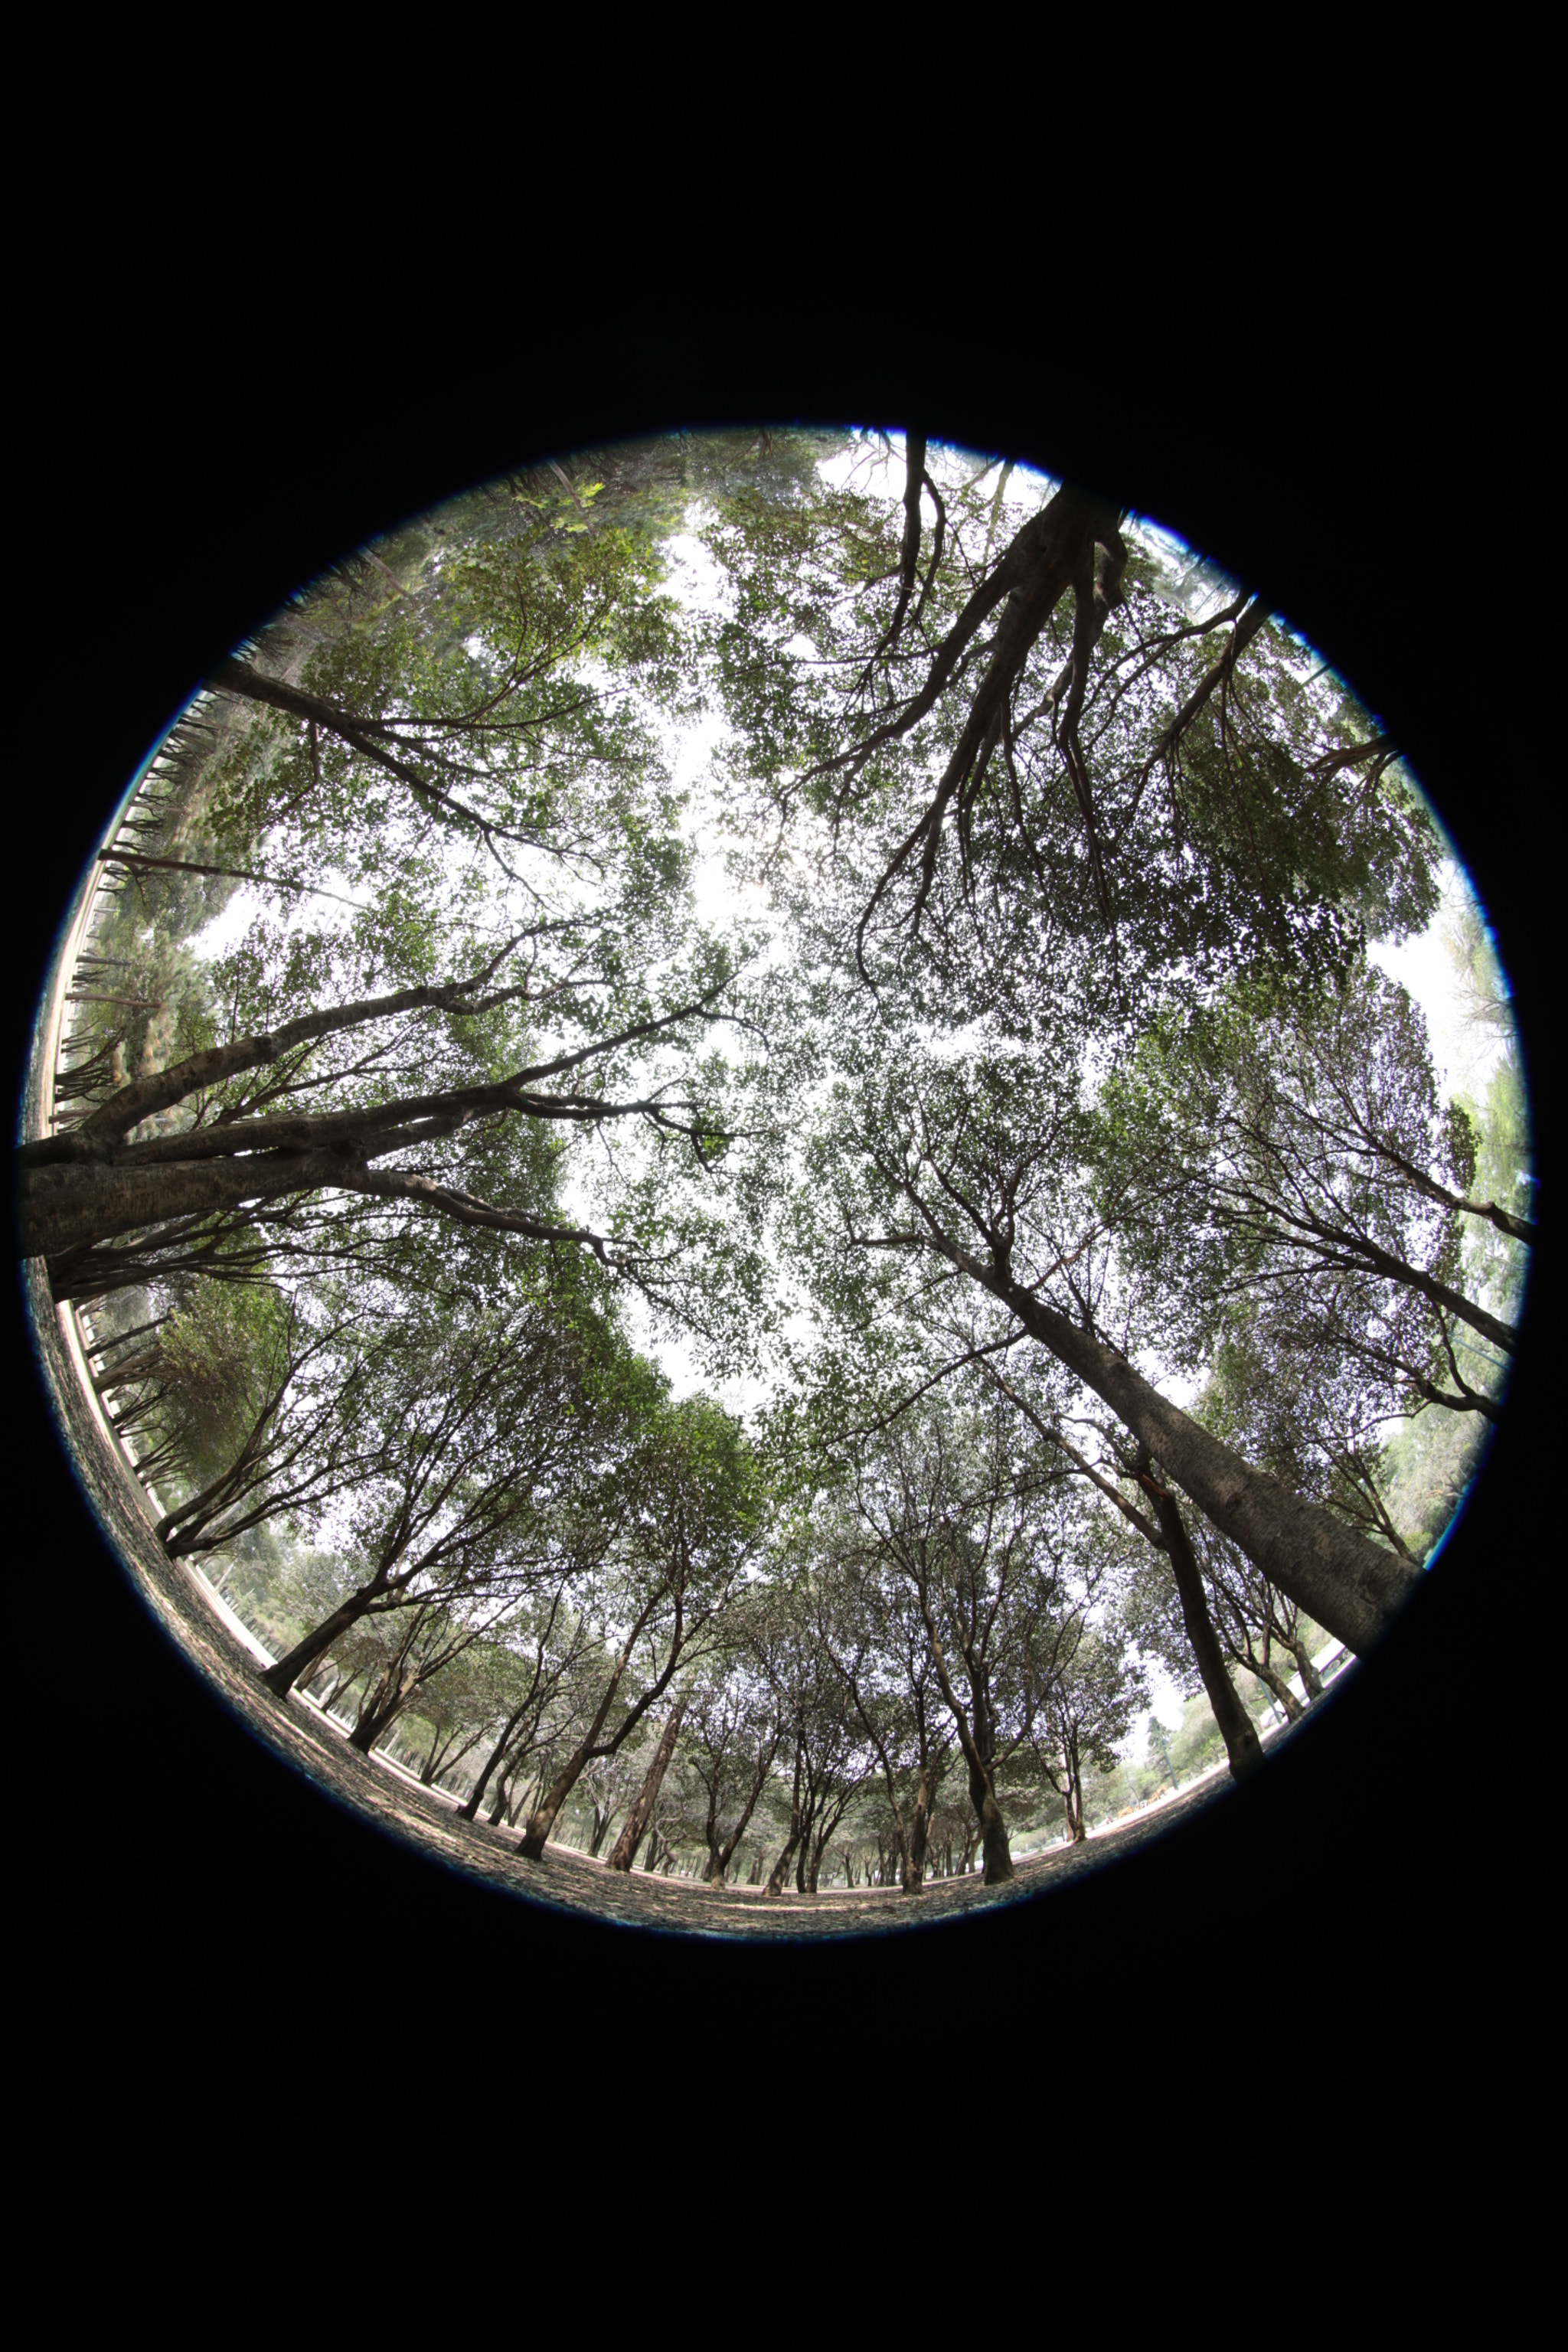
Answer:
[[247, 1477, 1318, 1871]]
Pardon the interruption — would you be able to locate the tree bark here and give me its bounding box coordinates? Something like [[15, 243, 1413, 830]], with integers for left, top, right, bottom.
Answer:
[[461, 1721, 524, 1824], [1063, 1742, 1087, 1843], [925, 1227, 1419, 1654], [1220, 1197, 1518, 1357], [707, 1734, 778, 1887], [911, 1610, 1014, 1883], [260, 1580, 384, 1698], [1248, 1655, 1305, 1724], [1291, 1637, 1326, 1703], [765, 1739, 806, 1897], [1143, 1477, 1266, 1782], [606, 1695, 688, 1871], [588, 1804, 616, 1857], [968, 1756, 1014, 1883], [905, 1758, 940, 1891], [21, 1145, 375, 1263], [517, 1599, 679, 1858], [348, 1673, 418, 1753]]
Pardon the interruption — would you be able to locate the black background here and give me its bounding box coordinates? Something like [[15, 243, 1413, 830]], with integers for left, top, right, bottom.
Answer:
[[11, 198, 1547, 2147]]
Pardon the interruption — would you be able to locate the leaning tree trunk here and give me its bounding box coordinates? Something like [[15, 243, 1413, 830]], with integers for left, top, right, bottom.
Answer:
[[260, 1580, 385, 1698], [1291, 1636, 1326, 1703], [461, 1714, 529, 1823], [766, 1824, 802, 1897], [1144, 1478, 1266, 1783], [960, 1257, 1420, 1655], [348, 1674, 418, 1755], [1250, 1657, 1305, 1724], [519, 1745, 601, 1857], [517, 1655, 635, 1859], [607, 1695, 688, 1872], [708, 1744, 776, 1888]]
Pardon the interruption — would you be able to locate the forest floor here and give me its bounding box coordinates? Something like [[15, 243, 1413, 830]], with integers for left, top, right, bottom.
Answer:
[[35, 1263, 1269, 1940]]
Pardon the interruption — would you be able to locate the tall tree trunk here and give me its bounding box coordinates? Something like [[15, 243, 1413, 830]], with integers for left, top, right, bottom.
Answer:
[[420, 1726, 479, 1788], [588, 1804, 616, 1858], [766, 1742, 805, 1897], [1144, 1478, 1266, 1782], [962, 1751, 1013, 1883], [518, 1587, 685, 1858], [942, 1246, 1419, 1653], [21, 1146, 357, 1266], [709, 1740, 777, 1888], [518, 1657, 633, 1859], [919, 1621, 1014, 1883], [904, 1759, 939, 1890], [519, 1758, 592, 1857], [1065, 1743, 1087, 1842], [315, 1664, 357, 1717], [766, 1825, 802, 1897], [795, 1792, 818, 1895], [461, 1707, 534, 1824], [260, 1581, 384, 1697], [606, 1695, 688, 1872]]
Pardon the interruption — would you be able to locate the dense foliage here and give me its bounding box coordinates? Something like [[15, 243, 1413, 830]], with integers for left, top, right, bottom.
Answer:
[[28, 431, 1531, 1897]]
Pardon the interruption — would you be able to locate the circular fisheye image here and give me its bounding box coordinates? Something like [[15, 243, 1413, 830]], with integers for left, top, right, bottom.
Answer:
[[19, 431, 1533, 1935]]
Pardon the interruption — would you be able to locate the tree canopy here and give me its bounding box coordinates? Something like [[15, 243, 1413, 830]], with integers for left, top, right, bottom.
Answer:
[[24, 429, 1530, 1912]]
